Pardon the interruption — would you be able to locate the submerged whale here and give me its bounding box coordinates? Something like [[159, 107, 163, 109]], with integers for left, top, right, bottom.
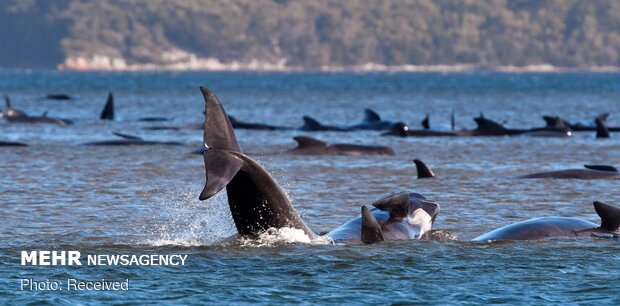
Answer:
[[83, 132, 182, 146], [286, 136, 395, 156], [519, 164, 620, 179], [473, 201, 620, 242], [229, 116, 292, 131], [3, 96, 72, 125], [45, 93, 73, 100], [0, 141, 27, 147], [197, 87, 440, 243]]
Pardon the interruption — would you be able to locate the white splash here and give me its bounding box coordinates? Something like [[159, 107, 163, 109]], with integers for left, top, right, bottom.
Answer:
[[240, 227, 333, 247], [139, 187, 237, 246]]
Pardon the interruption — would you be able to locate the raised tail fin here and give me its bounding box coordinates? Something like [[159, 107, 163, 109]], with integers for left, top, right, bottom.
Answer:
[[100, 92, 115, 120], [199, 87, 243, 200], [414, 159, 435, 178]]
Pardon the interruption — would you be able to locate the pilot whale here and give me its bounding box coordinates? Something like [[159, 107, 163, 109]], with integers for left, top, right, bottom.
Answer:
[[519, 164, 620, 179], [472, 114, 571, 137], [83, 132, 182, 146], [3, 96, 72, 125], [197, 87, 440, 243], [286, 136, 395, 156], [473, 201, 620, 241]]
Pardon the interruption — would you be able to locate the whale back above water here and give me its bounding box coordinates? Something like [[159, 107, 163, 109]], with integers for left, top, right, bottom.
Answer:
[[519, 164, 620, 179], [3, 95, 72, 125], [327, 192, 440, 243], [473, 201, 620, 242], [287, 136, 395, 156]]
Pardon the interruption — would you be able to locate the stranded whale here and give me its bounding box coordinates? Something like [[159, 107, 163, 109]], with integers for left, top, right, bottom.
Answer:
[[473, 201, 620, 242], [286, 136, 395, 156], [519, 164, 620, 179], [83, 132, 182, 146], [3, 96, 72, 125], [197, 87, 440, 243]]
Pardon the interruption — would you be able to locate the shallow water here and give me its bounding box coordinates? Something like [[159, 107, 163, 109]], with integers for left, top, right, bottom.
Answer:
[[1, 71, 620, 304]]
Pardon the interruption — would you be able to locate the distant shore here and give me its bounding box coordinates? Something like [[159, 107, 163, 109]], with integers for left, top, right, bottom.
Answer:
[[55, 56, 620, 73]]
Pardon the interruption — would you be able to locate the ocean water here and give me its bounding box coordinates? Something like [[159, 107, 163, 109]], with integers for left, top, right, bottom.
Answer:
[[1, 70, 620, 304]]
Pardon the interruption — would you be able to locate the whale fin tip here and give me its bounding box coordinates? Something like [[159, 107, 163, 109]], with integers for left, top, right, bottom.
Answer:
[[593, 201, 620, 232], [361, 205, 384, 243]]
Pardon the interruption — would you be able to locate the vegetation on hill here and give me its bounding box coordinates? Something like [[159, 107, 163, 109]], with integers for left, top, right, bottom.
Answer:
[[1, 0, 619, 69]]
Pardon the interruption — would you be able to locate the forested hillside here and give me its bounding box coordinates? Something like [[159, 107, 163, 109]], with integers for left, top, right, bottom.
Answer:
[[1, 0, 619, 70]]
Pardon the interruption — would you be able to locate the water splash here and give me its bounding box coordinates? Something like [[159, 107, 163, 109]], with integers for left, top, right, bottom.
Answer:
[[239, 227, 333, 247], [140, 186, 237, 246]]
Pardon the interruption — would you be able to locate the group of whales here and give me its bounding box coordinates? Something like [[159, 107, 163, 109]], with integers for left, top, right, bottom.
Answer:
[[228, 106, 615, 138], [198, 87, 620, 244]]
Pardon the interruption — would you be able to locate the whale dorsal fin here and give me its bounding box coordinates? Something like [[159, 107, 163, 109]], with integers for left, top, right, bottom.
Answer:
[[361, 205, 384, 243], [199, 87, 243, 200], [542, 115, 566, 128], [372, 192, 410, 220], [414, 159, 435, 178], [584, 165, 618, 172], [363, 109, 381, 122], [4, 95, 12, 109], [451, 110, 455, 131], [301, 116, 323, 130], [474, 116, 505, 130], [421, 115, 430, 130], [41, 111, 49, 117], [100, 92, 115, 120], [596, 113, 609, 123], [593, 201, 620, 231], [595, 117, 610, 138], [112, 132, 142, 141], [293, 136, 327, 148]]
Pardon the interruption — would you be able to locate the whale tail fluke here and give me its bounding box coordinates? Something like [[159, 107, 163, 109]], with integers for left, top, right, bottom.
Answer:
[[199, 87, 243, 201], [363, 109, 381, 122], [593, 201, 620, 232], [595, 117, 610, 138], [361, 205, 384, 243], [414, 159, 435, 179], [100, 92, 115, 120]]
